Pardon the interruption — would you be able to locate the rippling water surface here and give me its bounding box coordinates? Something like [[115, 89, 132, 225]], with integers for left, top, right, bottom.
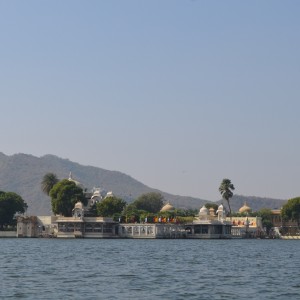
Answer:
[[1, 239, 300, 299]]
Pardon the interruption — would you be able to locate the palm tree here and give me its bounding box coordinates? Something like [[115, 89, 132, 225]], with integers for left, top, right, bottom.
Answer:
[[41, 173, 59, 196], [219, 178, 235, 216]]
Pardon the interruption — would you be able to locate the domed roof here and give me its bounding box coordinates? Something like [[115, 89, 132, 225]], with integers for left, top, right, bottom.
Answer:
[[199, 206, 208, 215], [209, 207, 215, 215], [160, 203, 175, 212], [74, 201, 83, 209], [239, 202, 252, 213], [105, 191, 114, 198], [91, 188, 102, 199], [217, 204, 224, 212]]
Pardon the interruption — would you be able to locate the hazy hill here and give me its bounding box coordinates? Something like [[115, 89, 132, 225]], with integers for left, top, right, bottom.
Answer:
[[217, 195, 287, 213], [0, 153, 208, 215], [0, 153, 287, 215]]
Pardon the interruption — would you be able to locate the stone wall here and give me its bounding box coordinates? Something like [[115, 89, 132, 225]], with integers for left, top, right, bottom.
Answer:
[[0, 231, 17, 238]]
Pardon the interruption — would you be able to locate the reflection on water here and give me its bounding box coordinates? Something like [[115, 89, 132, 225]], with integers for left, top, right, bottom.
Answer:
[[1, 239, 300, 299]]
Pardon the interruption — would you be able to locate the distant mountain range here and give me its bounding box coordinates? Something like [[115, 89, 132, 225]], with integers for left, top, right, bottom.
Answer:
[[0, 153, 287, 215]]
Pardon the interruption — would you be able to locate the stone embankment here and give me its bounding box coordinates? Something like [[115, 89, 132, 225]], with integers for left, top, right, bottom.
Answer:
[[0, 231, 17, 238], [281, 236, 300, 239]]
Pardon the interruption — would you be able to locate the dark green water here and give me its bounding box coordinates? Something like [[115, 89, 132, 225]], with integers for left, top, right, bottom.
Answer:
[[1, 239, 299, 299]]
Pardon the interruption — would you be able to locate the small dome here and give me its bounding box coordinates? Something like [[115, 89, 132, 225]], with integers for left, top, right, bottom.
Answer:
[[105, 191, 114, 198], [74, 202, 83, 209], [199, 206, 208, 215], [209, 207, 215, 216], [91, 188, 102, 199], [217, 204, 224, 212], [160, 203, 175, 212], [239, 202, 252, 213]]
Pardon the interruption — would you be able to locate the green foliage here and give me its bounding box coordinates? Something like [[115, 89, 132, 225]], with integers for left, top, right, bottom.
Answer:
[[256, 208, 273, 233], [121, 203, 144, 223], [132, 192, 164, 213], [96, 196, 126, 217], [87, 203, 98, 217], [41, 173, 59, 196], [49, 179, 85, 216], [0, 191, 27, 229], [256, 208, 272, 219], [281, 197, 300, 226], [174, 208, 198, 217], [205, 203, 218, 212], [119, 205, 197, 224], [219, 178, 235, 215], [176, 216, 195, 223]]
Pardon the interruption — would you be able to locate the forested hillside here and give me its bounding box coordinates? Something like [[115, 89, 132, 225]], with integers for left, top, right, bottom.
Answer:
[[0, 153, 287, 215]]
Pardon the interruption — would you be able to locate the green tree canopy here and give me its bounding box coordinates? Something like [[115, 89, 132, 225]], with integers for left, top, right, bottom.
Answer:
[[219, 178, 235, 216], [257, 208, 273, 233], [132, 192, 164, 213], [121, 203, 143, 223], [96, 196, 127, 217], [41, 173, 59, 196], [49, 179, 86, 216], [0, 191, 27, 229], [174, 208, 198, 217], [281, 197, 300, 226], [205, 203, 218, 212]]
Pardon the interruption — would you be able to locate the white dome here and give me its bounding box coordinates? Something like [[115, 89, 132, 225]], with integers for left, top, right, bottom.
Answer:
[[91, 191, 101, 199], [105, 191, 114, 198], [74, 202, 83, 209], [217, 204, 224, 212], [199, 206, 208, 215]]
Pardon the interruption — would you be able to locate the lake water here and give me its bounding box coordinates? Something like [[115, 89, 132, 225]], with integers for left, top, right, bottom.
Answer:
[[1, 239, 299, 299]]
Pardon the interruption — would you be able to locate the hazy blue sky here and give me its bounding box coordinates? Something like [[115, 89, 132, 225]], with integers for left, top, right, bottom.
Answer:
[[1, 1, 299, 201]]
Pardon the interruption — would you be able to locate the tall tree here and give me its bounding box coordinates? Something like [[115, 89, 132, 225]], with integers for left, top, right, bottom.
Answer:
[[132, 192, 164, 213], [219, 178, 235, 216], [41, 173, 59, 196], [281, 197, 300, 227], [96, 196, 126, 217], [0, 191, 27, 229], [121, 203, 142, 223], [49, 179, 85, 216], [257, 208, 273, 234]]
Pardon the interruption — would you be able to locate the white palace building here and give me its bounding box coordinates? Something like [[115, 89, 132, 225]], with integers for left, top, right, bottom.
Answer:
[[16, 174, 262, 239], [17, 202, 232, 239]]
